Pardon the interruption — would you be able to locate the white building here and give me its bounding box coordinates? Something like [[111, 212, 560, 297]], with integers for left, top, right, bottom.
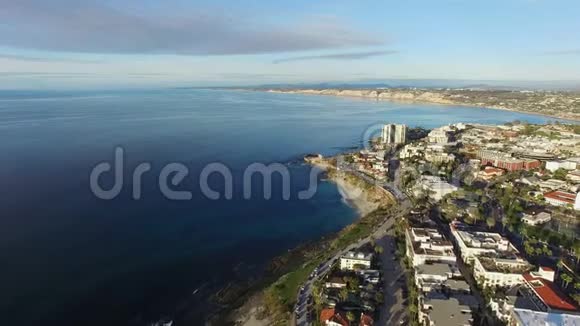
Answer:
[[405, 228, 456, 267], [545, 160, 578, 172], [382, 123, 407, 145], [538, 179, 567, 191], [489, 296, 517, 323], [472, 255, 530, 288], [450, 222, 519, 262], [521, 211, 552, 226], [425, 151, 456, 163], [543, 190, 578, 209], [400, 144, 424, 159], [567, 170, 580, 183], [450, 222, 531, 288], [428, 128, 454, 144], [416, 263, 459, 291], [419, 176, 458, 201], [340, 251, 372, 270]]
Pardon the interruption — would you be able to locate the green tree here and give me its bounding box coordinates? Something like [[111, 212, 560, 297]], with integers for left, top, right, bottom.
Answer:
[[572, 294, 580, 306], [344, 276, 359, 292], [553, 168, 568, 181], [374, 245, 384, 254], [346, 311, 355, 322], [524, 241, 535, 256], [501, 217, 508, 233], [520, 226, 529, 246], [339, 288, 349, 301], [573, 242, 580, 265], [486, 216, 496, 230], [468, 207, 482, 225], [562, 273, 573, 289], [375, 292, 384, 304], [557, 259, 564, 271]]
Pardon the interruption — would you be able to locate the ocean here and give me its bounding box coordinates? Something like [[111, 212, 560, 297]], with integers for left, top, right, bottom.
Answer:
[[0, 89, 560, 324]]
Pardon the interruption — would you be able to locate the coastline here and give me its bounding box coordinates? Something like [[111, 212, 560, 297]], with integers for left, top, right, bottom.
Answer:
[[310, 160, 381, 217], [215, 155, 395, 326], [260, 89, 580, 122]]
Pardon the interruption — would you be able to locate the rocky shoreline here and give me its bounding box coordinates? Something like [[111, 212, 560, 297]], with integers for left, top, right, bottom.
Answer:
[[217, 154, 394, 325]]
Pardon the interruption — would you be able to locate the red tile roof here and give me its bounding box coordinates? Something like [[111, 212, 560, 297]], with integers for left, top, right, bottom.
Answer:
[[523, 272, 578, 312], [320, 308, 350, 326], [543, 191, 576, 204], [540, 266, 554, 272], [360, 313, 374, 326], [483, 166, 505, 174]]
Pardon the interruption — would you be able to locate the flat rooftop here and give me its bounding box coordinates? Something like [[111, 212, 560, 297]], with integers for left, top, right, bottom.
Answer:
[[512, 308, 580, 326], [478, 256, 530, 274], [445, 279, 471, 292], [424, 295, 477, 326], [417, 263, 453, 277]]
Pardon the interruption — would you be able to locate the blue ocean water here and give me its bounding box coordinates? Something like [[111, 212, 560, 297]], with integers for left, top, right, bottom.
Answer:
[[0, 89, 560, 324]]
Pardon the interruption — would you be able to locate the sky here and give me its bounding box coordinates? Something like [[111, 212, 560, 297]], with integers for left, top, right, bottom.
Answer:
[[0, 0, 579, 89]]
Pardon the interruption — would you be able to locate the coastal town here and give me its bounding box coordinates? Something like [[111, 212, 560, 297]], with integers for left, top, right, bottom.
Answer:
[[286, 121, 580, 326]]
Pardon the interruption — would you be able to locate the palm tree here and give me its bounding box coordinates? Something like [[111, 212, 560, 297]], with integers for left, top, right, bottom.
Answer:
[[486, 216, 496, 230], [542, 245, 551, 256], [557, 259, 564, 273], [562, 273, 573, 289], [501, 217, 508, 233], [524, 241, 535, 257], [573, 242, 580, 266], [520, 226, 529, 246], [339, 288, 349, 301]]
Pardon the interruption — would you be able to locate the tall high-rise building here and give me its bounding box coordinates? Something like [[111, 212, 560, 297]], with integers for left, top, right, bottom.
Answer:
[[382, 124, 407, 144]]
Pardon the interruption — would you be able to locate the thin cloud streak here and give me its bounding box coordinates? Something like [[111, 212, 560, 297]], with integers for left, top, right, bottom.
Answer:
[[0, 53, 102, 63], [0, 0, 385, 55], [273, 50, 398, 64]]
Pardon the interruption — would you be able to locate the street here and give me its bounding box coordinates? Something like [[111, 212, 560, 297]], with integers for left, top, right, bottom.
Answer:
[[294, 152, 410, 326]]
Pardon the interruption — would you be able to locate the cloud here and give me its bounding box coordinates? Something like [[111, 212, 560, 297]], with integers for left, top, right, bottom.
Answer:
[[272, 50, 398, 63], [0, 72, 173, 79], [0, 53, 102, 63], [542, 49, 580, 55], [0, 0, 385, 56]]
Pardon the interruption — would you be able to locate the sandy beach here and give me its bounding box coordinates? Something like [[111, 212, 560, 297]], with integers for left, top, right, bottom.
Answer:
[[333, 173, 380, 216]]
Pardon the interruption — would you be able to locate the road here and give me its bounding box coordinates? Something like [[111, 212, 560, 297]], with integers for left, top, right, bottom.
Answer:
[[293, 203, 410, 326], [294, 154, 411, 326], [376, 232, 406, 325]]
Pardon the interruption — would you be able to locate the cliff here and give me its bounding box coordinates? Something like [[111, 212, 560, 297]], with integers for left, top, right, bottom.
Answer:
[[266, 88, 580, 121]]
